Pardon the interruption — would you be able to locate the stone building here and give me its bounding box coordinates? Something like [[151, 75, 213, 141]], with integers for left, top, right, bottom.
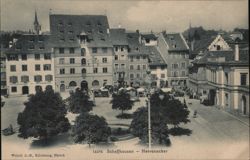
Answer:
[[157, 32, 190, 88], [49, 14, 114, 92]]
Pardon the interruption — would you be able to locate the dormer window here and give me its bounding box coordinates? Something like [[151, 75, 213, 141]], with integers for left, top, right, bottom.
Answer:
[[38, 36, 44, 42], [69, 38, 74, 42], [59, 30, 64, 34], [29, 44, 35, 50], [58, 21, 63, 26], [39, 45, 45, 50], [87, 30, 92, 34], [86, 21, 91, 26], [100, 38, 105, 41], [99, 30, 104, 34], [169, 36, 174, 40], [97, 21, 102, 26], [68, 22, 72, 26], [29, 38, 35, 42], [68, 31, 73, 34]]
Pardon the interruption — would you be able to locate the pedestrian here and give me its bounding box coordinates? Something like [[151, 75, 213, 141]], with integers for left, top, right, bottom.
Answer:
[[193, 110, 197, 118]]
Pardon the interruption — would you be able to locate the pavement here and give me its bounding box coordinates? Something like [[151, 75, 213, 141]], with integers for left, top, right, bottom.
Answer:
[[1, 94, 249, 160]]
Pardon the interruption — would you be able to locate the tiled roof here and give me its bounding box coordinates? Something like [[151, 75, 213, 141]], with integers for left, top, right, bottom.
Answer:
[[191, 37, 215, 54], [147, 46, 166, 66], [141, 33, 157, 40], [49, 14, 113, 47], [3, 34, 52, 54], [193, 50, 249, 65], [163, 33, 189, 51], [110, 28, 128, 46], [126, 32, 140, 51]]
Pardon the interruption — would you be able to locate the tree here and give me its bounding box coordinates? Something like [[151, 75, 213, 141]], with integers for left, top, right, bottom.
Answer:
[[110, 89, 134, 115], [17, 86, 70, 140], [72, 113, 111, 147], [67, 88, 93, 114], [150, 91, 190, 128], [130, 107, 170, 146]]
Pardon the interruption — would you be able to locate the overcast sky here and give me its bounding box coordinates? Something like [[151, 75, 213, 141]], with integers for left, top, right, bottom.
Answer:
[[0, 0, 248, 33]]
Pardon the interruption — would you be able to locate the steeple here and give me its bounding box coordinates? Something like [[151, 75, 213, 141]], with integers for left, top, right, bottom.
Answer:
[[34, 10, 41, 35]]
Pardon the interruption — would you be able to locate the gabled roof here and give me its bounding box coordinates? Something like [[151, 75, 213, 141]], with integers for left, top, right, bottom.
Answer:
[[3, 34, 52, 55], [110, 28, 128, 46], [163, 33, 189, 51], [49, 14, 113, 47]]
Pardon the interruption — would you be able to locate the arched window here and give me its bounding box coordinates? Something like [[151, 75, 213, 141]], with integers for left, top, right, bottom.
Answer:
[[82, 68, 86, 74], [35, 85, 42, 92], [81, 58, 86, 65], [69, 81, 77, 87], [92, 80, 99, 86]]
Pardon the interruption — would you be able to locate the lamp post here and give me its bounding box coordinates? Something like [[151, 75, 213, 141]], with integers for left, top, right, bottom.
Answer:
[[146, 70, 152, 149]]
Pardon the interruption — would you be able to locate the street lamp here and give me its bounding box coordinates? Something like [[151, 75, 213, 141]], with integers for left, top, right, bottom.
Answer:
[[146, 69, 152, 149]]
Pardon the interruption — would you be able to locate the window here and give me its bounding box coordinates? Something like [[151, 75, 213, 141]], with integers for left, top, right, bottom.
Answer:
[[181, 71, 186, 76], [10, 65, 16, 72], [44, 53, 51, 60], [68, 31, 73, 34], [92, 80, 99, 86], [9, 76, 18, 83], [22, 65, 28, 71], [59, 58, 65, 64], [70, 68, 75, 74], [216, 45, 221, 50], [93, 68, 98, 73], [143, 55, 147, 59], [81, 58, 86, 65], [161, 74, 165, 78], [21, 54, 27, 60], [43, 64, 51, 71], [115, 47, 118, 52], [81, 48, 86, 56], [45, 75, 53, 82], [115, 64, 119, 69], [21, 76, 29, 83], [39, 45, 45, 50], [92, 48, 97, 53], [143, 65, 146, 70], [174, 71, 179, 77], [35, 54, 40, 60], [115, 55, 118, 60], [11, 87, 17, 92], [70, 58, 75, 64], [60, 69, 65, 74], [103, 68, 108, 73], [59, 30, 64, 34], [130, 65, 134, 70], [137, 65, 140, 70], [102, 47, 108, 53], [38, 36, 44, 42], [136, 56, 140, 60], [35, 65, 40, 71], [82, 68, 86, 74], [68, 22, 72, 26], [225, 73, 229, 85], [34, 75, 42, 82], [136, 74, 140, 78], [69, 81, 77, 87], [102, 58, 107, 63], [7, 55, 18, 61], [69, 48, 75, 54], [181, 62, 185, 68], [121, 64, 125, 69], [151, 74, 157, 79], [121, 47, 124, 51], [130, 74, 134, 79], [240, 73, 247, 86], [130, 56, 133, 62], [172, 63, 178, 69], [59, 48, 64, 54]]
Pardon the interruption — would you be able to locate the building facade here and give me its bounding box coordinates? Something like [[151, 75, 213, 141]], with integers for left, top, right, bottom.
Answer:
[[157, 32, 190, 88], [49, 14, 114, 92], [5, 34, 55, 95]]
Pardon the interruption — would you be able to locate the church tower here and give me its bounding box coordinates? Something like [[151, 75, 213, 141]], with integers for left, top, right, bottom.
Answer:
[[34, 11, 41, 34]]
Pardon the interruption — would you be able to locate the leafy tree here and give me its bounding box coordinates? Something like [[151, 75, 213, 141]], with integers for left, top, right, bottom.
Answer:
[[17, 86, 70, 140], [130, 107, 170, 146], [72, 113, 111, 147], [110, 89, 134, 116], [67, 88, 93, 113]]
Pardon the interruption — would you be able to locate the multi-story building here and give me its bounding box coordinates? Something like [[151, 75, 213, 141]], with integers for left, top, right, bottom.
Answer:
[[126, 31, 149, 87], [147, 46, 168, 88], [49, 14, 114, 92], [157, 32, 190, 88], [4, 34, 54, 95], [0, 50, 7, 95], [110, 28, 129, 86]]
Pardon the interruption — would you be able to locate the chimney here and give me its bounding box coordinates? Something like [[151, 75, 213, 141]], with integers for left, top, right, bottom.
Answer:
[[234, 44, 239, 61]]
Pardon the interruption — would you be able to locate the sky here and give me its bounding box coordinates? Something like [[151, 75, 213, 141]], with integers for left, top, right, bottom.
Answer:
[[0, 0, 248, 33]]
